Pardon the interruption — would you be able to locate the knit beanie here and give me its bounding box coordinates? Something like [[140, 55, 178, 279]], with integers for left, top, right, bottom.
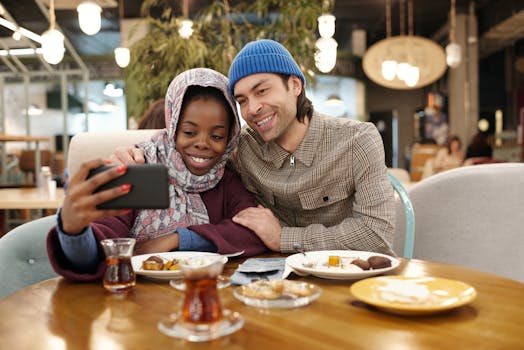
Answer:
[[228, 39, 306, 94]]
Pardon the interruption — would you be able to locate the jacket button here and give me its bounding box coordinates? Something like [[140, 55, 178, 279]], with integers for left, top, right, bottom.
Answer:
[[28, 258, 35, 265], [323, 196, 329, 202]]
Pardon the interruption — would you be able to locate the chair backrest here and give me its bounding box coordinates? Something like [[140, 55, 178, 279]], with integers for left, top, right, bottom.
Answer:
[[0, 215, 58, 300], [67, 129, 160, 178], [409, 163, 524, 282], [388, 172, 415, 259]]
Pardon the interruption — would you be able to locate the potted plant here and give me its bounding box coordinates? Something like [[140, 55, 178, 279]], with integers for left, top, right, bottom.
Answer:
[[124, 0, 322, 121]]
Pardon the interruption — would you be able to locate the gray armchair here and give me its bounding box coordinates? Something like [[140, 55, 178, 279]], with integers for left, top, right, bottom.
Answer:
[[0, 215, 58, 300]]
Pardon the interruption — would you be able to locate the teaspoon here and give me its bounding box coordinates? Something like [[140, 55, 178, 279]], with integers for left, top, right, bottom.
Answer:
[[292, 244, 315, 268]]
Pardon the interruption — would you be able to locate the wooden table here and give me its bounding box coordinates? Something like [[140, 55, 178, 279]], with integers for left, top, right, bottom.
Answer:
[[0, 258, 523, 349], [0, 187, 64, 235], [0, 134, 51, 185]]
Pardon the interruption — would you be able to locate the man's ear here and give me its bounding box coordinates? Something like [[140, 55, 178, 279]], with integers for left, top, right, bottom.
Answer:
[[289, 75, 302, 96]]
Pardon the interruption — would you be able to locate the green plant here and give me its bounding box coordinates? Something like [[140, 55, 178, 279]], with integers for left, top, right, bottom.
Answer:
[[125, 0, 322, 120]]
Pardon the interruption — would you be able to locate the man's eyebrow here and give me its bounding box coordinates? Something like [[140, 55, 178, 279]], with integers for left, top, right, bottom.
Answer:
[[234, 78, 269, 99]]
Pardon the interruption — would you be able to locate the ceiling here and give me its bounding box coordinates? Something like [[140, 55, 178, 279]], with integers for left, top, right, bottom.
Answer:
[[0, 0, 523, 73]]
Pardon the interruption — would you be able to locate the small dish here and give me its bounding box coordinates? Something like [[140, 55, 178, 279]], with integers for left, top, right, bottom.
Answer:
[[350, 276, 477, 315], [233, 280, 321, 308], [286, 250, 399, 280], [158, 309, 243, 342], [131, 252, 226, 281], [170, 275, 231, 291]]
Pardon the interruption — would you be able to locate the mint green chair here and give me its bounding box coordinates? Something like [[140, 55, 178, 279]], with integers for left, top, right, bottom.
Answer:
[[388, 172, 415, 259], [0, 215, 57, 300]]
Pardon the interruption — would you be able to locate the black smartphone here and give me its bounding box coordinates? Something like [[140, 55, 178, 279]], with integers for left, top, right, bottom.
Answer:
[[87, 164, 170, 209]]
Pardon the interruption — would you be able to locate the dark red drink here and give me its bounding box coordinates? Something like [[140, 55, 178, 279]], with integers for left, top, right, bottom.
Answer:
[[103, 255, 136, 293], [182, 276, 222, 324]]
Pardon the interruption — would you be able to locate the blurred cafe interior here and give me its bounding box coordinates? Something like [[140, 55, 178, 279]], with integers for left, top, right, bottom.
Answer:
[[0, 0, 523, 234], [1, 2, 524, 349]]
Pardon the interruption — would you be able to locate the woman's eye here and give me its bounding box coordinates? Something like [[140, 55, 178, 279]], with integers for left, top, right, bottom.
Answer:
[[212, 135, 225, 141], [183, 130, 195, 137]]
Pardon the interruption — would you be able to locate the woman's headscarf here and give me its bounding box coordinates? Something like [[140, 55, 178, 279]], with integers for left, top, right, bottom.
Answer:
[[130, 68, 241, 242]]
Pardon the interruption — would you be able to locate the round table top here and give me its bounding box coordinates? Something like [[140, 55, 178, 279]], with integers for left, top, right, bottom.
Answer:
[[0, 257, 523, 349]]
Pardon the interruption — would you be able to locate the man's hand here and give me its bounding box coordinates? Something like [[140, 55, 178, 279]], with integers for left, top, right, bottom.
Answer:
[[232, 205, 281, 251], [109, 146, 146, 165]]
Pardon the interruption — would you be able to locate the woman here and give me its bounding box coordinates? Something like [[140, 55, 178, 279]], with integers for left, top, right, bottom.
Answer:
[[47, 68, 267, 281]]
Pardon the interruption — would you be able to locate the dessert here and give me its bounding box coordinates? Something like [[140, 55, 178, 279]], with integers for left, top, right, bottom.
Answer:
[[351, 259, 371, 270], [367, 256, 392, 269], [240, 280, 317, 299], [141, 255, 180, 271]]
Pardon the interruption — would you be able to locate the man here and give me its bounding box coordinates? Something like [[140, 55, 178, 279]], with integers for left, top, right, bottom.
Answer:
[[113, 39, 395, 255]]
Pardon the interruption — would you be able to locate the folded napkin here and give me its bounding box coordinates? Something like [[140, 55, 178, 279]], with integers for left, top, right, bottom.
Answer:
[[230, 258, 286, 285]]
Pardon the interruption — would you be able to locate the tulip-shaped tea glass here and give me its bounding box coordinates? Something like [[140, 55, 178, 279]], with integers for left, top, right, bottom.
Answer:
[[158, 255, 243, 342], [100, 238, 136, 294]]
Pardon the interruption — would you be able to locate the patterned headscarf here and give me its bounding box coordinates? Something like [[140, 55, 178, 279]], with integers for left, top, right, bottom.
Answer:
[[130, 68, 240, 242]]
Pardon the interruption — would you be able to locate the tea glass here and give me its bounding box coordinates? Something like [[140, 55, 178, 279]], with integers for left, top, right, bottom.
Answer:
[[158, 255, 243, 342], [100, 238, 136, 294]]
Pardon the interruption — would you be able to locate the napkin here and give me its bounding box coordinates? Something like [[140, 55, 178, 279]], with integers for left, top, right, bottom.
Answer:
[[230, 258, 286, 285]]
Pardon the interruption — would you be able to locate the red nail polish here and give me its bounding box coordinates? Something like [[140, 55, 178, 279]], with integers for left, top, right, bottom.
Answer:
[[116, 165, 128, 174], [120, 184, 131, 192]]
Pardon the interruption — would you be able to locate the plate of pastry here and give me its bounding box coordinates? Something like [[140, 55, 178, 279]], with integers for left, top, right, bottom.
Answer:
[[350, 276, 477, 315], [285, 250, 399, 280], [131, 252, 227, 280], [234, 280, 322, 308]]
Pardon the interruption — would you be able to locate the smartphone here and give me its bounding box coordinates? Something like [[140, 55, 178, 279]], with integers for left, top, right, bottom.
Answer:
[[87, 164, 170, 209]]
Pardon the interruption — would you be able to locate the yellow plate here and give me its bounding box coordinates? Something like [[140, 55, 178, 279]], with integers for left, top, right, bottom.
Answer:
[[350, 276, 477, 316]]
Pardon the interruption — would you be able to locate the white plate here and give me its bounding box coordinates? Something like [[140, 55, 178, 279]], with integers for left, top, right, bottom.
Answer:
[[132, 252, 226, 281], [286, 250, 399, 280]]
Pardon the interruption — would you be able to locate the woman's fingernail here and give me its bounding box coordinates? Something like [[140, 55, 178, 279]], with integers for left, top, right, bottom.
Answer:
[[104, 159, 112, 164], [116, 165, 128, 174], [120, 184, 131, 192]]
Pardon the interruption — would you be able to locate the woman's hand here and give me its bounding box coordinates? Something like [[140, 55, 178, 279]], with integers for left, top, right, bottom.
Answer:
[[60, 159, 131, 235]]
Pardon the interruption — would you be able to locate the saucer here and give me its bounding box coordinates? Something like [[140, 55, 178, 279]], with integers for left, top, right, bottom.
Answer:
[[157, 309, 243, 342]]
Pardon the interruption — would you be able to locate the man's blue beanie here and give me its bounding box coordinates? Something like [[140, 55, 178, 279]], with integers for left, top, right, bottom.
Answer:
[[228, 39, 306, 94]]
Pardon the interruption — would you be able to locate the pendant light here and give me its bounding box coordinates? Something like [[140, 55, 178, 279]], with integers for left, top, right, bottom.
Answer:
[[446, 0, 461, 68], [41, 0, 64, 65], [178, 0, 193, 38], [114, 0, 130, 68], [77, 1, 102, 36], [114, 47, 130, 68], [315, 0, 337, 73]]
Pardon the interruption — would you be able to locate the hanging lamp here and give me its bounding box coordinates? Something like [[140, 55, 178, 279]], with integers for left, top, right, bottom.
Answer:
[[77, 1, 102, 36], [445, 0, 461, 68], [41, 0, 65, 64], [114, 0, 130, 68], [315, 0, 337, 73]]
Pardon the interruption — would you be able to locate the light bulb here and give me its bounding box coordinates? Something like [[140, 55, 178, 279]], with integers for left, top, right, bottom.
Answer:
[[12, 28, 21, 41], [179, 20, 193, 39], [315, 37, 338, 73], [114, 47, 130, 68], [381, 60, 397, 81], [446, 43, 461, 68], [404, 65, 420, 87], [318, 14, 336, 38], [396, 62, 411, 81], [41, 28, 65, 64], [77, 1, 102, 35]]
